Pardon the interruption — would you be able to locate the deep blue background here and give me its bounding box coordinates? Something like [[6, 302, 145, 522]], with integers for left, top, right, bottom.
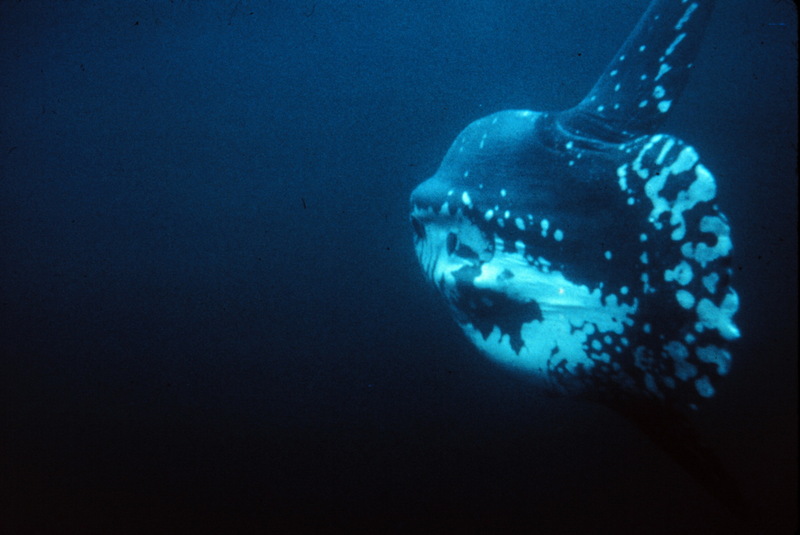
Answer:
[[1, 1, 796, 532]]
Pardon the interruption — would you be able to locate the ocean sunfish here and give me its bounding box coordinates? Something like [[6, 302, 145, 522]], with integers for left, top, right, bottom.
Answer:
[[409, 0, 743, 513]]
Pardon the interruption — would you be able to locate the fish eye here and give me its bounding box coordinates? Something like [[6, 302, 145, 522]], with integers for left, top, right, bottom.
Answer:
[[411, 217, 426, 240]]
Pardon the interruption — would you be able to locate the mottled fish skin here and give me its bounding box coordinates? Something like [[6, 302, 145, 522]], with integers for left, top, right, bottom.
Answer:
[[409, 0, 738, 410]]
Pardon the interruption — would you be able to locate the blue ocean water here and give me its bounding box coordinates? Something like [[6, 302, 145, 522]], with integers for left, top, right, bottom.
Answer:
[[1, 1, 796, 532]]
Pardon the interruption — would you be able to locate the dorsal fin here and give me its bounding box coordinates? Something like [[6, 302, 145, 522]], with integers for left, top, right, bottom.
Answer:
[[558, 0, 716, 143]]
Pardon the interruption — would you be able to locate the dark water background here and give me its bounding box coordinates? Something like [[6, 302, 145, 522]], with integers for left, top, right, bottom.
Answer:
[[1, 1, 796, 532]]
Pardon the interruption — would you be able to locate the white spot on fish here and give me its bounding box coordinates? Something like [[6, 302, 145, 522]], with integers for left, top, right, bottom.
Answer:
[[639, 100, 648, 108], [500, 189, 507, 197], [672, 146, 700, 174], [641, 273, 652, 293], [515, 217, 525, 230], [461, 191, 472, 207], [666, 32, 686, 56], [638, 45, 646, 52], [665, 260, 693, 285], [484, 209, 495, 221], [617, 165, 628, 190], [653, 85, 666, 99], [696, 345, 731, 375], [658, 100, 672, 113], [696, 291, 740, 340], [695, 376, 714, 398], [702, 272, 720, 294], [655, 138, 675, 165], [675, 3, 698, 31], [554, 229, 564, 241], [604, 250, 612, 260], [655, 63, 671, 81], [676, 289, 695, 309]]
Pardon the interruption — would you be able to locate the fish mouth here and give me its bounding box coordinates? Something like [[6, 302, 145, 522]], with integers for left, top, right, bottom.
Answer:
[[410, 203, 495, 293]]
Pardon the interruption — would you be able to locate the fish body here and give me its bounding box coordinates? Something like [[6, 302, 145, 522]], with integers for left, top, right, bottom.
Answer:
[[409, 0, 739, 410]]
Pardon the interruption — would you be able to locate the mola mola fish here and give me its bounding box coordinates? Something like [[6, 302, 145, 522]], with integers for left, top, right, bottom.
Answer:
[[409, 0, 744, 512]]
